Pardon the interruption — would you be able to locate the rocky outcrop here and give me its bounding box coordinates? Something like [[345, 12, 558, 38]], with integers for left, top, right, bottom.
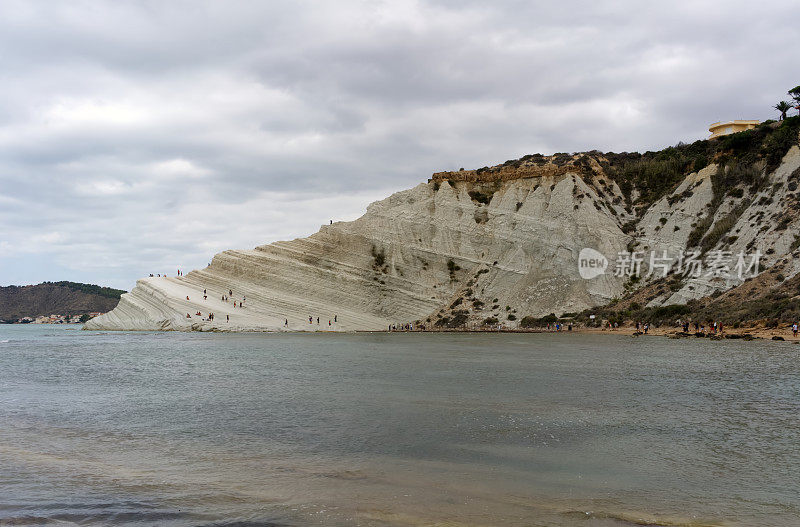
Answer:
[[87, 120, 800, 331]]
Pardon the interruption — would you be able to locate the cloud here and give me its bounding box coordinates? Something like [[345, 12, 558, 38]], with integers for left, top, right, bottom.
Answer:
[[0, 0, 797, 289]]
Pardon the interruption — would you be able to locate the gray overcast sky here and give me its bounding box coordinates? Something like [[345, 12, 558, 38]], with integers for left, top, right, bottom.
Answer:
[[0, 0, 797, 290]]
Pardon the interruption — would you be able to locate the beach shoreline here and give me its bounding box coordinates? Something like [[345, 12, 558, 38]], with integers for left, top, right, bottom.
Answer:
[[380, 325, 800, 341], [80, 322, 800, 341]]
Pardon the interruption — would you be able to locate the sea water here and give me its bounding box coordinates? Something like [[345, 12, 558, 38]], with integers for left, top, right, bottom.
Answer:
[[1, 324, 799, 526]]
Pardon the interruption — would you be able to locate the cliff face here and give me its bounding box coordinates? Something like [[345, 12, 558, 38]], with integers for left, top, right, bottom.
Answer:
[[87, 119, 800, 331]]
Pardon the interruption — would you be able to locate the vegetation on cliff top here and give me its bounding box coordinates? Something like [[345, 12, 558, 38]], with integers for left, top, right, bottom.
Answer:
[[601, 116, 800, 209], [43, 281, 125, 299], [440, 116, 800, 216]]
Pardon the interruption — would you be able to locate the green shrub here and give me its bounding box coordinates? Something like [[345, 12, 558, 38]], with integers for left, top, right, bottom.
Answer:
[[700, 199, 750, 252], [763, 118, 800, 173], [693, 155, 708, 172], [650, 304, 690, 318], [520, 313, 558, 327], [371, 246, 386, 267], [435, 310, 469, 328], [621, 220, 637, 234]]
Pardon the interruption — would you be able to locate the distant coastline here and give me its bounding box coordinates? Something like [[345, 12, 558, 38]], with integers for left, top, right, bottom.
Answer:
[[0, 281, 120, 324]]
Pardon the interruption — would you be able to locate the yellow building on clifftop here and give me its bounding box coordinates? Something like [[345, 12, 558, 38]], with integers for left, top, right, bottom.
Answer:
[[708, 120, 760, 139]]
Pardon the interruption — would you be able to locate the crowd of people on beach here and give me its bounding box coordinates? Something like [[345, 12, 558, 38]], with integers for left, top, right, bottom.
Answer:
[[388, 323, 425, 331], [680, 320, 721, 334], [307, 314, 338, 327]]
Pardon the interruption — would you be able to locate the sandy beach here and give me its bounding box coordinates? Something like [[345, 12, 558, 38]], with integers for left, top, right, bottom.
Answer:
[[571, 324, 800, 342], [393, 323, 800, 342]]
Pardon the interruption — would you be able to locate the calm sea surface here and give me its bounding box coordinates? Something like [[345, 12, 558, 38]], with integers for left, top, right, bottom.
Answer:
[[1, 325, 799, 526]]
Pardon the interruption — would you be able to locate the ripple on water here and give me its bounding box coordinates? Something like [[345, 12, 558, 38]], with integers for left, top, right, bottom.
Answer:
[[0, 328, 798, 526]]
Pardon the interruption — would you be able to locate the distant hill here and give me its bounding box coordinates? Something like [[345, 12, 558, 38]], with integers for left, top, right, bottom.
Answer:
[[0, 281, 125, 322]]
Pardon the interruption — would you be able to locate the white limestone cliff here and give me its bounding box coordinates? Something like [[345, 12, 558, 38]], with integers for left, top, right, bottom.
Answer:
[[88, 171, 631, 331], [87, 134, 800, 332]]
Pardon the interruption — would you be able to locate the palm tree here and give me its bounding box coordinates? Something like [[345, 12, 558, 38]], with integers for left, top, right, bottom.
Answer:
[[775, 101, 791, 121]]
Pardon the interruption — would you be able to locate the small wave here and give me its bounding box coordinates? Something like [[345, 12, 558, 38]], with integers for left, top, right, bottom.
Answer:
[[0, 339, 9, 343], [0, 510, 189, 526], [198, 521, 291, 527], [561, 509, 727, 526]]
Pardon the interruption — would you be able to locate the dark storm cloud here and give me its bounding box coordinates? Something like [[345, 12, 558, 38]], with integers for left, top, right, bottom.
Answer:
[[0, 0, 797, 289]]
